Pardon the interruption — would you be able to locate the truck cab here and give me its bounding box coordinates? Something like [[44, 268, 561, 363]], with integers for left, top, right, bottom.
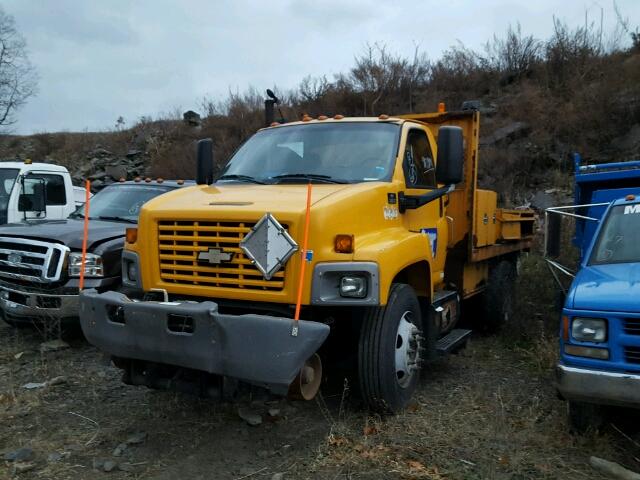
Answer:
[[547, 157, 640, 430], [0, 161, 87, 224]]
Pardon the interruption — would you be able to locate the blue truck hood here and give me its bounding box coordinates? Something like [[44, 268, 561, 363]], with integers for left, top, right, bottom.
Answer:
[[569, 262, 640, 313]]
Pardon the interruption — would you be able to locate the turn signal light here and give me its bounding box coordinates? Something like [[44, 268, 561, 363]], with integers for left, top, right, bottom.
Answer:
[[562, 315, 569, 341], [126, 228, 138, 244], [564, 344, 609, 360], [334, 234, 354, 253]]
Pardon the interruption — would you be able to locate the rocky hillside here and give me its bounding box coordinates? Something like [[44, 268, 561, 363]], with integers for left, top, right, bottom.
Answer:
[[0, 21, 638, 204]]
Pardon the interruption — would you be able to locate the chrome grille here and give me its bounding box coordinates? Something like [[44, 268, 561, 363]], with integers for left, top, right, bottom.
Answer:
[[0, 237, 68, 282], [157, 220, 286, 291], [623, 318, 640, 336], [624, 346, 640, 365]]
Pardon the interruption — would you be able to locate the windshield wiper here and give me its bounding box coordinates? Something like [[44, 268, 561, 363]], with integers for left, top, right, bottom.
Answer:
[[217, 174, 266, 184], [270, 173, 348, 184], [95, 215, 137, 224]]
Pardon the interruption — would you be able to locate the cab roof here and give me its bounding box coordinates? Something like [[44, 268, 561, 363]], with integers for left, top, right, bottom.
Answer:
[[0, 161, 69, 172], [261, 116, 404, 130], [108, 179, 195, 188]]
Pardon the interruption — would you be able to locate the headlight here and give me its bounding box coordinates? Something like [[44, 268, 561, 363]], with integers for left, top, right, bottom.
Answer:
[[340, 275, 367, 298], [571, 317, 607, 343], [68, 252, 104, 278], [126, 261, 137, 282]]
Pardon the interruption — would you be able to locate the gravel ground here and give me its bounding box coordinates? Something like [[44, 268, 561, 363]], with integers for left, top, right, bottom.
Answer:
[[1, 320, 638, 480]]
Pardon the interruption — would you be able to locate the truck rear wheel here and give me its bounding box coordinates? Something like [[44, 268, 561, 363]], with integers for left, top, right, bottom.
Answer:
[[358, 283, 424, 414], [482, 259, 517, 332]]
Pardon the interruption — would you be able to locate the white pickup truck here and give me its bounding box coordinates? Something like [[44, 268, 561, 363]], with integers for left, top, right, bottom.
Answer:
[[0, 161, 87, 224]]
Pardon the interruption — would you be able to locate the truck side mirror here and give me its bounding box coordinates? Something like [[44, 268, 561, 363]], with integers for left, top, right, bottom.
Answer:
[[436, 126, 464, 185], [196, 138, 214, 185], [18, 177, 46, 214], [545, 211, 561, 258]]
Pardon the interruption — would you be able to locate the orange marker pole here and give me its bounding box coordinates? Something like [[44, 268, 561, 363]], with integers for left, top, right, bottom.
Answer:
[[79, 180, 91, 291], [293, 183, 313, 328]]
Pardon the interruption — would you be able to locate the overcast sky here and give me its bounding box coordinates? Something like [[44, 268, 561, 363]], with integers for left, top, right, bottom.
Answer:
[[4, 0, 639, 134]]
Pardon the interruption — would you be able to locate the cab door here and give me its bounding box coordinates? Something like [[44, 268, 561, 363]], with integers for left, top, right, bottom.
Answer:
[[400, 125, 448, 285], [20, 173, 68, 220]]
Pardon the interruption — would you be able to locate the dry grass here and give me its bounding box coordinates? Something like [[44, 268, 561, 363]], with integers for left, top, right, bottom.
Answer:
[[301, 336, 635, 480]]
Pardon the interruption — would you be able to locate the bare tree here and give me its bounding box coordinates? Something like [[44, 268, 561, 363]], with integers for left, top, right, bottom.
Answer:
[[0, 6, 37, 128]]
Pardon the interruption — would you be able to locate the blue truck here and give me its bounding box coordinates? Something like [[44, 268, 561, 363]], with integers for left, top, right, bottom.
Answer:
[[546, 154, 640, 431]]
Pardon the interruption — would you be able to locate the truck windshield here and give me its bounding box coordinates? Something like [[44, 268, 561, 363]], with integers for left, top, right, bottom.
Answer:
[[0, 168, 19, 224], [590, 204, 640, 265], [71, 184, 173, 222], [218, 122, 400, 184]]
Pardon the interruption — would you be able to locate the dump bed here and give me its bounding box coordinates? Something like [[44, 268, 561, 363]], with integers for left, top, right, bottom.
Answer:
[[573, 154, 640, 259], [400, 110, 535, 262]]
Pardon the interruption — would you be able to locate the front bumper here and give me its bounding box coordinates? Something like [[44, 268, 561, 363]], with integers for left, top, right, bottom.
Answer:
[[0, 284, 79, 324], [0, 277, 119, 324], [79, 290, 330, 394], [556, 364, 640, 409]]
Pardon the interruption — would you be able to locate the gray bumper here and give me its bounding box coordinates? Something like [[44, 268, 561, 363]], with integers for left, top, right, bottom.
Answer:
[[80, 290, 330, 394], [0, 284, 78, 323], [556, 364, 640, 409]]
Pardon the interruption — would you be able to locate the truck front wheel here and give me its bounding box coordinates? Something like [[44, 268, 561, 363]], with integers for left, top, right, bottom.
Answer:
[[567, 401, 604, 433], [358, 283, 424, 414]]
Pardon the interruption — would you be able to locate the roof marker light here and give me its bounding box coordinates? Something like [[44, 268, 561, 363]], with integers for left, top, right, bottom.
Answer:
[[438, 102, 446, 113], [134, 177, 141, 182], [333, 114, 344, 120], [317, 115, 328, 121], [378, 114, 389, 120], [270, 122, 279, 127], [144, 177, 151, 183], [626, 194, 636, 201], [302, 114, 312, 122], [119, 177, 126, 183]]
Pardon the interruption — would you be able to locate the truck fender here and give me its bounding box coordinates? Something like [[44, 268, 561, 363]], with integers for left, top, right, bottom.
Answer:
[[354, 230, 433, 304]]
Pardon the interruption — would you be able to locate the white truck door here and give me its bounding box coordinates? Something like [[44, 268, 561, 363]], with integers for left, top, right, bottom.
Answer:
[[19, 173, 68, 220]]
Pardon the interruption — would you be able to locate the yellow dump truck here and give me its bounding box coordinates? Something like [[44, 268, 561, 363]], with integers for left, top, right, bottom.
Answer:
[[79, 105, 534, 412]]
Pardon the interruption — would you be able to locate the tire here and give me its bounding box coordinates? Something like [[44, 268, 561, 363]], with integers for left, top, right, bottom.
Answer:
[[358, 283, 424, 414], [567, 401, 604, 434], [482, 259, 517, 332]]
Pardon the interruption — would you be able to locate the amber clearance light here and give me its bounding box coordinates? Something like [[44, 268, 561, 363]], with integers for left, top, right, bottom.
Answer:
[[334, 234, 354, 253], [126, 228, 138, 244]]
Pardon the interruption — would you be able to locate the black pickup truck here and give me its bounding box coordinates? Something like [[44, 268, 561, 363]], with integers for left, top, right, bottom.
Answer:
[[0, 179, 191, 328]]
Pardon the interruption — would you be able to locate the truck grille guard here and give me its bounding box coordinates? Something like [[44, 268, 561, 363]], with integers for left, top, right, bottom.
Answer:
[[0, 237, 68, 283]]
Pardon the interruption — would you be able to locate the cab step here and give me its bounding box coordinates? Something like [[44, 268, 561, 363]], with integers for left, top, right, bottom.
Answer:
[[436, 328, 472, 355]]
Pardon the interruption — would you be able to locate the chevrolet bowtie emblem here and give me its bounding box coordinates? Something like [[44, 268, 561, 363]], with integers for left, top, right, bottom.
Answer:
[[198, 248, 234, 264]]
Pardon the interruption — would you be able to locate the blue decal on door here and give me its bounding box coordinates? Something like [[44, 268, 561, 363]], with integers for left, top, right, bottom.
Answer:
[[420, 228, 437, 259]]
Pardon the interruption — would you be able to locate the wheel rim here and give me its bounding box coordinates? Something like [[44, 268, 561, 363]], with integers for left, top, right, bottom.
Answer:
[[394, 311, 422, 388]]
